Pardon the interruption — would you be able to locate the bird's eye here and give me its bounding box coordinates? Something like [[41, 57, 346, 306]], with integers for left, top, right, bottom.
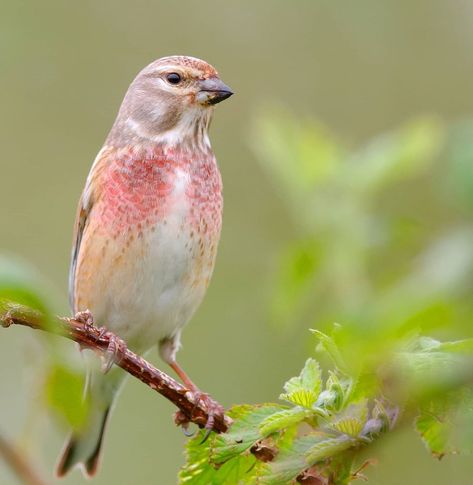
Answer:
[[166, 72, 182, 85]]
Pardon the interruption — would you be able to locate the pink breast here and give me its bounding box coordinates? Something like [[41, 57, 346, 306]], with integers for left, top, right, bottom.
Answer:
[[97, 146, 222, 236]]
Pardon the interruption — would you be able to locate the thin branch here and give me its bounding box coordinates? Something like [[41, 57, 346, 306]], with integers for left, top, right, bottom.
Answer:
[[0, 433, 49, 485], [0, 301, 231, 434]]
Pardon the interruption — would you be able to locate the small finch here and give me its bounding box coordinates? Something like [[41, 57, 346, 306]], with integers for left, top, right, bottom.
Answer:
[[56, 56, 233, 477]]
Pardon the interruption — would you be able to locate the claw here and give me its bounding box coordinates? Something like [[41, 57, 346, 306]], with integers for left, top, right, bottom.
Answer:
[[173, 390, 225, 437], [101, 333, 127, 374], [200, 426, 213, 444], [74, 309, 94, 326], [189, 390, 224, 439], [183, 426, 196, 438]]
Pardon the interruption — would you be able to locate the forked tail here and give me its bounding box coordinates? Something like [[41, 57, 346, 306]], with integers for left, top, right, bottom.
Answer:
[[55, 360, 124, 478], [56, 406, 110, 477]]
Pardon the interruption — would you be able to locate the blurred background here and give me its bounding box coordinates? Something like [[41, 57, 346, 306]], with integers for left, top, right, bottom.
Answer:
[[2, 0, 473, 483]]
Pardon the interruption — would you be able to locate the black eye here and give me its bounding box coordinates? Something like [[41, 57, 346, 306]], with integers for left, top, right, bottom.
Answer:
[[166, 72, 182, 85]]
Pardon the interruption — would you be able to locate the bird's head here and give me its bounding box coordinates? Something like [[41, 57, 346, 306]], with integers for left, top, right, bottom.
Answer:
[[110, 56, 233, 148]]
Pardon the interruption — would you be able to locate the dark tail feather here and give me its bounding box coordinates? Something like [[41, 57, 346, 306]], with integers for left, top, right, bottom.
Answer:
[[56, 407, 110, 478]]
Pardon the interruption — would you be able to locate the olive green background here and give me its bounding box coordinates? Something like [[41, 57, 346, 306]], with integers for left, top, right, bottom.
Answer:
[[2, 1, 473, 484]]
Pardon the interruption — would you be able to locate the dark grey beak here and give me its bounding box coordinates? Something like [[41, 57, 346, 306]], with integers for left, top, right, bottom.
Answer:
[[198, 77, 234, 105]]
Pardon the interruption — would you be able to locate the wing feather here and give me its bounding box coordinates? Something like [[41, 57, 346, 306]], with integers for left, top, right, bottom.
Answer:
[[68, 147, 109, 311]]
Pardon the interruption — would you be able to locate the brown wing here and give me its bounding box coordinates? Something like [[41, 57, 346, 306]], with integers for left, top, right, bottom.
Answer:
[[68, 147, 110, 312], [68, 196, 90, 311]]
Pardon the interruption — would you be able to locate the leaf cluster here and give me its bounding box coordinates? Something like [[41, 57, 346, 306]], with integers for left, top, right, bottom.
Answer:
[[180, 328, 473, 484]]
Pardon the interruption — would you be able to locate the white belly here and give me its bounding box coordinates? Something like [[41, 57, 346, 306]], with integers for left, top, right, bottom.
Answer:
[[101, 217, 213, 352]]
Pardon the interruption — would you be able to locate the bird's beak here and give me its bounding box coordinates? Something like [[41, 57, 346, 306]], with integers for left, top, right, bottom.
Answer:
[[197, 78, 234, 105]]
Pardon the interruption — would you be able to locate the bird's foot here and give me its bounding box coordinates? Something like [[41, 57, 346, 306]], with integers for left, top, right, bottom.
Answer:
[[99, 329, 128, 374], [75, 314, 127, 373], [73, 309, 94, 328], [175, 390, 225, 442]]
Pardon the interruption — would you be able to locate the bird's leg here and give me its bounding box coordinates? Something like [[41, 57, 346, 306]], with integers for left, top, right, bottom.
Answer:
[[169, 360, 199, 392], [168, 358, 225, 439], [160, 338, 224, 437]]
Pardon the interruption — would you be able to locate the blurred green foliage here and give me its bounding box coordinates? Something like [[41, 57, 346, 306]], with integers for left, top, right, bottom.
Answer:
[[0, 255, 53, 314], [252, 110, 473, 347]]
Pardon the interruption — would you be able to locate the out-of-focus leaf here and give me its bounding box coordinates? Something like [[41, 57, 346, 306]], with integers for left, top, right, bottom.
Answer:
[[446, 121, 473, 211], [416, 409, 451, 459], [396, 333, 473, 394], [252, 110, 344, 200], [45, 364, 88, 431], [345, 117, 444, 195], [330, 401, 368, 437], [436, 339, 473, 353], [270, 240, 322, 328], [397, 349, 469, 391], [416, 337, 473, 354], [0, 254, 52, 313], [349, 372, 379, 403], [416, 390, 473, 459], [410, 229, 473, 296]]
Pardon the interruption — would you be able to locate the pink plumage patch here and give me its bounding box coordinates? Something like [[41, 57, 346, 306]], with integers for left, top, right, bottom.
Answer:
[[95, 145, 222, 235]]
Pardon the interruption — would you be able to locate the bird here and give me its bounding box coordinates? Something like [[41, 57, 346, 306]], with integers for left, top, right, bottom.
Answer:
[[56, 55, 233, 477]]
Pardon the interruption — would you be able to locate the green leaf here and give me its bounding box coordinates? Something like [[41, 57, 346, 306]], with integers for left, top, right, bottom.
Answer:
[[436, 339, 473, 354], [414, 336, 473, 355], [212, 404, 283, 464], [311, 329, 349, 374], [305, 435, 356, 465], [349, 372, 379, 403], [259, 408, 310, 437], [180, 430, 255, 485], [314, 372, 351, 413], [331, 401, 368, 437], [45, 364, 89, 430], [280, 358, 322, 408], [446, 121, 473, 211], [345, 117, 443, 195], [415, 407, 451, 459], [0, 254, 52, 313], [258, 433, 355, 485], [180, 405, 283, 484], [414, 390, 473, 459], [270, 240, 322, 328], [258, 433, 328, 485], [252, 110, 344, 197], [284, 358, 322, 395]]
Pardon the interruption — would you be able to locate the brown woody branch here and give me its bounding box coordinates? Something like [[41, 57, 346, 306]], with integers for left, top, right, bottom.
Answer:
[[0, 301, 231, 434], [0, 432, 49, 485]]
